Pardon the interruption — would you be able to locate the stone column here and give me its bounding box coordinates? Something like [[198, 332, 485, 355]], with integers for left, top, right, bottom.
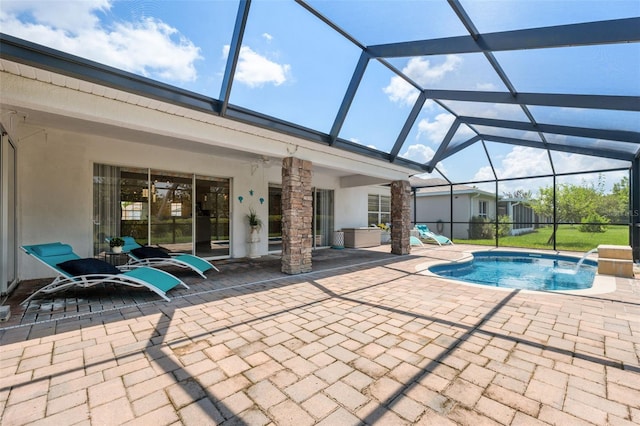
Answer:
[[391, 180, 411, 255], [281, 157, 313, 274]]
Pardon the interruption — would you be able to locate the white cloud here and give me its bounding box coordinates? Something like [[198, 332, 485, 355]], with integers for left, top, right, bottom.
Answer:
[[417, 114, 455, 144], [493, 146, 552, 180], [384, 55, 462, 105], [416, 113, 475, 145], [262, 33, 273, 42], [476, 82, 497, 90], [224, 45, 291, 88], [400, 143, 435, 164], [473, 165, 495, 182], [1, 0, 110, 32], [0, 0, 202, 83], [473, 145, 628, 194], [383, 76, 418, 106]]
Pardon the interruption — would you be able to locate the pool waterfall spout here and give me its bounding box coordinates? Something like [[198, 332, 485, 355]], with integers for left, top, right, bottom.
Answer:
[[576, 248, 598, 271]]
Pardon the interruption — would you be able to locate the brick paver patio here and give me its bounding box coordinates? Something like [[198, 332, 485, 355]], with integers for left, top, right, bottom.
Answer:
[[1, 245, 639, 425]]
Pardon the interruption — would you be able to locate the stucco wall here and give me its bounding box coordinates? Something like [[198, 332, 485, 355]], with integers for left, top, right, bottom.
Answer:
[[11, 125, 382, 281], [412, 193, 497, 239], [2, 71, 410, 282]]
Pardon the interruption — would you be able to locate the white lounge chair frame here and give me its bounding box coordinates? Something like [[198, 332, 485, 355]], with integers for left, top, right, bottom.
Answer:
[[21, 243, 188, 305]]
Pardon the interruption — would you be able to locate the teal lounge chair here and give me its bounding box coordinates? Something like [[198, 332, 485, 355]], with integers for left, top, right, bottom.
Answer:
[[410, 236, 424, 247], [21, 242, 188, 305], [108, 237, 218, 279], [414, 224, 453, 246]]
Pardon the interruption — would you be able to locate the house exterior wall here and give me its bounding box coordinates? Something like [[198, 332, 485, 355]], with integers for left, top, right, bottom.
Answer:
[[8, 124, 380, 281], [334, 188, 369, 230], [412, 192, 497, 239], [1, 70, 415, 283]]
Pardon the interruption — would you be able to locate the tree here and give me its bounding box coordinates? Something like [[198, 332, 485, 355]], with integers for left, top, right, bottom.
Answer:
[[529, 174, 627, 244], [601, 176, 630, 223]]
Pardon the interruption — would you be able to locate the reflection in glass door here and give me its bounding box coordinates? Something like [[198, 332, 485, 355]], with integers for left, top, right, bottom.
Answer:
[[150, 172, 193, 254], [313, 188, 334, 247], [195, 176, 230, 257], [118, 168, 150, 244]]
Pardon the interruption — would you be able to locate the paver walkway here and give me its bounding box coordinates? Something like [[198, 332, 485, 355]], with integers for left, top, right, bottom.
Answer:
[[1, 245, 639, 425]]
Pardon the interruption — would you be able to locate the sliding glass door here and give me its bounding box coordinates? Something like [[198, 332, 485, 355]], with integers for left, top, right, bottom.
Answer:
[[195, 176, 230, 257], [94, 164, 229, 258], [313, 188, 334, 247], [150, 171, 193, 253], [268, 184, 282, 252]]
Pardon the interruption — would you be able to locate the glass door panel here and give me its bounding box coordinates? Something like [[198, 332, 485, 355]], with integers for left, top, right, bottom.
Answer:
[[268, 185, 282, 252], [313, 189, 334, 247], [195, 176, 230, 258], [150, 171, 193, 253], [119, 168, 150, 244]]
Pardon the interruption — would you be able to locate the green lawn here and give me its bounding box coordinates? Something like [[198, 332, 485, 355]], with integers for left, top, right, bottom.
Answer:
[[460, 225, 629, 252]]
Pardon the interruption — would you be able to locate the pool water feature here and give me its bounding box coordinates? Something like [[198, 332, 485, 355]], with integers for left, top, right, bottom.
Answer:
[[428, 251, 597, 291]]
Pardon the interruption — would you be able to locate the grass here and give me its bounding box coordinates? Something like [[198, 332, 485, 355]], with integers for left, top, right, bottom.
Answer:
[[460, 225, 629, 252]]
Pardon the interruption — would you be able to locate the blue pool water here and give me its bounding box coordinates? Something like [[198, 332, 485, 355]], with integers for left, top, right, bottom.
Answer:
[[428, 251, 597, 291]]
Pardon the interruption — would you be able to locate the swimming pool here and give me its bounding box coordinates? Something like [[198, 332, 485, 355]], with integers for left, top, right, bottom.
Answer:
[[428, 251, 597, 291]]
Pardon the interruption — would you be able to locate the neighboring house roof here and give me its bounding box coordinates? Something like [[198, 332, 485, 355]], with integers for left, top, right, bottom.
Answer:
[[410, 177, 494, 198]]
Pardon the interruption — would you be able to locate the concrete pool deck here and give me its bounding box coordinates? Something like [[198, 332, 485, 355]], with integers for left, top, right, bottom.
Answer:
[[1, 244, 639, 425]]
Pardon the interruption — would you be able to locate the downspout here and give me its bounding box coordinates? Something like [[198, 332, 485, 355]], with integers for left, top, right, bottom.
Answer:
[[471, 192, 479, 240], [413, 188, 417, 227], [449, 184, 453, 237]]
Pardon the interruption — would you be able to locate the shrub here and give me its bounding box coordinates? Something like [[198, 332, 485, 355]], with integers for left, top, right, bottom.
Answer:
[[498, 215, 511, 237], [469, 216, 495, 239], [579, 213, 609, 233]]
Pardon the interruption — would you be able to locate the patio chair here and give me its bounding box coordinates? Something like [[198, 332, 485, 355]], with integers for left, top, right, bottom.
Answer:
[[414, 224, 454, 246], [21, 242, 189, 305], [108, 237, 218, 279], [410, 236, 424, 247]]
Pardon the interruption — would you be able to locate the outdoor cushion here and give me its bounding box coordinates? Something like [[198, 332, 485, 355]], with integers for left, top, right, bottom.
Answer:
[[57, 258, 121, 276], [33, 243, 73, 257], [131, 246, 171, 259]]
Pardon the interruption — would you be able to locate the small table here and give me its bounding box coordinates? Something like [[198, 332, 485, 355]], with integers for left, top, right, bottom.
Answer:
[[103, 251, 128, 266]]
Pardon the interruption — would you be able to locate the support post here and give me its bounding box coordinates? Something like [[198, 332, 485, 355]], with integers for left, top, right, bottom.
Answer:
[[281, 157, 313, 274]]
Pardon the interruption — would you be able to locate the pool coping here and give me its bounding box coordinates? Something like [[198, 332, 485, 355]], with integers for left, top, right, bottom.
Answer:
[[416, 247, 617, 296]]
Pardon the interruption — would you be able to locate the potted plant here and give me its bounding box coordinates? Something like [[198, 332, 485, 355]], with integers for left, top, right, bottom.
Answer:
[[109, 237, 125, 253], [246, 208, 262, 258], [377, 223, 391, 244], [247, 208, 262, 230]]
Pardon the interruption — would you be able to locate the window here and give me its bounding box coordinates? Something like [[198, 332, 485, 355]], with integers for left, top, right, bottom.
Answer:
[[479, 201, 488, 218], [368, 194, 391, 226]]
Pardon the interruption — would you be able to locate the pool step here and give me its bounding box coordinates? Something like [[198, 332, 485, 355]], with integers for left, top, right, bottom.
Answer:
[[597, 244, 634, 278]]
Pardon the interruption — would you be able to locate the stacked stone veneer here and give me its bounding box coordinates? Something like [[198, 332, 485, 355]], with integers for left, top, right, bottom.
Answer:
[[281, 157, 313, 274], [391, 180, 411, 255]]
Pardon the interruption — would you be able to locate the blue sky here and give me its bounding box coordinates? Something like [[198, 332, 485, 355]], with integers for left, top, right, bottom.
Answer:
[[2, 0, 638, 194]]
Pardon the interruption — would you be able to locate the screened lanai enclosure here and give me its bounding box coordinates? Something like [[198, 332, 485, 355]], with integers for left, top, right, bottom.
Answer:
[[1, 1, 639, 256]]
